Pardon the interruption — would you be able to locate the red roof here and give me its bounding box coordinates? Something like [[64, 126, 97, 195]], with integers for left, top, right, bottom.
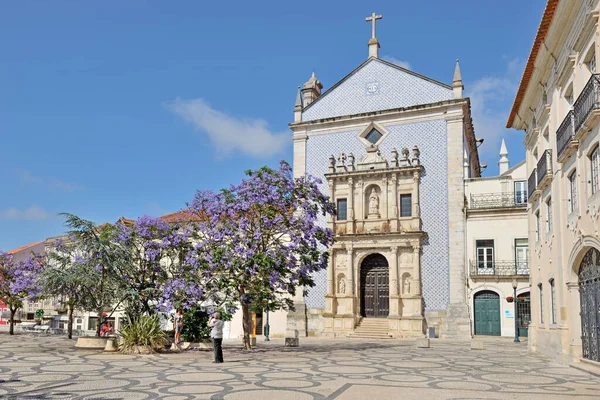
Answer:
[[506, 0, 559, 128], [160, 210, 203, 223], [8, 242, 42, 255]]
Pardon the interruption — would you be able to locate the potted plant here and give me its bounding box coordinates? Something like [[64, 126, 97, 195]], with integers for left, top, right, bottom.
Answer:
[[506, 296, 514, 303]]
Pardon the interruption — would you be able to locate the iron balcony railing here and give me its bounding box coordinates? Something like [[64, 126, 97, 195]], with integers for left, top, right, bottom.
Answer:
[[574, 73, 600, 132], [470, 192, 527, 209], [556, 110, 575, 159], [537, 149, 552, 185], [470, 260, 530, 277], [528, 168, 537, 200]]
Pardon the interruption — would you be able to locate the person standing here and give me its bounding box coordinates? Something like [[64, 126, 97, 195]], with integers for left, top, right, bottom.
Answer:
[[208, 312, 224, 363], [174, 309, 184, 345]]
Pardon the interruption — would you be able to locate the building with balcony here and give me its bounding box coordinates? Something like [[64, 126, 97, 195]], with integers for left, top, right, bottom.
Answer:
[[507, 0, 600, 365], [465, 141, 530, 337]]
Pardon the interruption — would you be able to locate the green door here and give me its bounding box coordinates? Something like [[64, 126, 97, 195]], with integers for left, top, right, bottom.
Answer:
[[474, 291, 501, 336], [516, 292, 530, 337]]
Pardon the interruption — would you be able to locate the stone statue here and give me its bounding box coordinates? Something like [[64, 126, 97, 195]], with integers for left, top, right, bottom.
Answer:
[[403, 278, 411, 294], [368, 188, 380, 218], [338, 277, 346, 294]]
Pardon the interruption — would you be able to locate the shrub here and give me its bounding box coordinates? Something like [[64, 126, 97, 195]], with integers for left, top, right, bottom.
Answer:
[[119, 315, 167, 354], [180, 306, 233, 343]]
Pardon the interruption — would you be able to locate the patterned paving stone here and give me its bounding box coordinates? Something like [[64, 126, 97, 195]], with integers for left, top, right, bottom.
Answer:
[[0, 333, 599, 399]]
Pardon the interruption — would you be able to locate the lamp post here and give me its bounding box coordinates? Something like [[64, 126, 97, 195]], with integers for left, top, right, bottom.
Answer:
[[264, 311, 270, 341], [512, 278, 520, 343]]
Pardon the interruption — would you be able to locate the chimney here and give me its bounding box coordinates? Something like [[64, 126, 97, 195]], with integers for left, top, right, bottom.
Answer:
[[453, 59, 464, 99], [498, 138, 510, 174], [301, 72, 323, 107]]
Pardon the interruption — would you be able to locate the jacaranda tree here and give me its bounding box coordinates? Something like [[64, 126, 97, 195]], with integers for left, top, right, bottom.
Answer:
[[187, 161, 335, 350], [112, 215, 196, 317], [0, 251, 44, 335]]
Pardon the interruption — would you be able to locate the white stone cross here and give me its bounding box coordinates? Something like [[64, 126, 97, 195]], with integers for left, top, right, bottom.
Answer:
[[366, 12, 382, 39]]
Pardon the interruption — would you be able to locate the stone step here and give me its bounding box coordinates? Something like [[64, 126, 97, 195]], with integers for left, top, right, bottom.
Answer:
[[357, 320, 389, 326], [354, 327, 389, 332], [348, 331, 392, 339]]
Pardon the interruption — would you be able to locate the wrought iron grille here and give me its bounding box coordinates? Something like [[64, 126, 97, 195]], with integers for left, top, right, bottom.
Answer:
[[528, 168, 537, 200], [537, 149, 552, 185], [579, 247, 600, 362], [469, 192, 527, 209], [556, 110, 575, 159], [574, 74, 600, 132], [516, 294, 531, 336], [470, 260, 529, 277]]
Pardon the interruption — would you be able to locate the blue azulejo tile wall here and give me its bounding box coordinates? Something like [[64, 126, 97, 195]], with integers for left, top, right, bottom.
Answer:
[[303, 119, 449, 312]]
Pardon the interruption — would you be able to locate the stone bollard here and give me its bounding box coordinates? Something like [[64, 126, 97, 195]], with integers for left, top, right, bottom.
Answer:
[[104, 338, 118, 352], [471, 339, 484, 350], [416, 338, 430, 348], [285, 338, 299, 347], [251, 337, 257, 347]]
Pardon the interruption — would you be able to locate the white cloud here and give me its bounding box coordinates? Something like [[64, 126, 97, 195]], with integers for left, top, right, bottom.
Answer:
[[382, 56, 411, 70], [16, 169, 84, 192], [0, 205, 51, 221], [465, 58, 524, 171], [167, 98, 288, 158]]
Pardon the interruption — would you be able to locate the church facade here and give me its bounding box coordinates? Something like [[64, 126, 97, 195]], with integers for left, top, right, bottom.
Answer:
[[289, 17, 482, 338]]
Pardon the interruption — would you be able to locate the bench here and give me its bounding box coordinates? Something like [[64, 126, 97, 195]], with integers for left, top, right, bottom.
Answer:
[[33, 325, 51, 335], [19, 323, 37, 332]]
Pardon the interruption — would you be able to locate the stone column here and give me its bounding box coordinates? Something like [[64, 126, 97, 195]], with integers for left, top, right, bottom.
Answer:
[[347, 245, 357, 316], [287, 130, 309, 337], [357, 179, 364, 228], [292, 132, 308, 178], [391, 174, 399, 232], [347, 177, 355, 233], [327, 252, 335, 296], [347, 245, 354, 295], [389, 246, 400, 317], [382, 176, 389, 221], [443, 112, 470, 338], [412, 171, 420, 218], [329, 180, 335, 227], [325, 251, 335, 315], [412, 245, 422, 295]]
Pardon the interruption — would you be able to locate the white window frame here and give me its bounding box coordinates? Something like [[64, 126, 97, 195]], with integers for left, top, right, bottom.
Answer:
[[476, 240, 495, 273], [515, 238, 529, 274], [514, 181, 527, 204], [546, 197, 553, 234], [550, 279, 557, 325], [569, 170, 578, 213], [591, 146, 600, 195], [535, 211, 541, 242], [539, 283, 544, 324]]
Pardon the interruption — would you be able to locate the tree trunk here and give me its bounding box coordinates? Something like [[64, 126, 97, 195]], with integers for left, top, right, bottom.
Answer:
[[241, 301, 252, 350], [67, 305, 74, 339], [96, 308, 103, 337], [9, 307, 16, 335]]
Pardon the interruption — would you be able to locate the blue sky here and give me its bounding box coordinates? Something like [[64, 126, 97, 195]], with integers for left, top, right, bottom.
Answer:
[[0, 1, 545, 250]]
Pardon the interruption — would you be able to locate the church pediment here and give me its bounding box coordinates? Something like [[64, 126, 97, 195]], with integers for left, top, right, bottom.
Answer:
[[301, 58, 453, 121]]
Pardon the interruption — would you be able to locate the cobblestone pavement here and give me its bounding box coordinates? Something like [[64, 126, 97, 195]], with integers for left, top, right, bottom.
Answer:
[[0, 333, 599, 399]]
